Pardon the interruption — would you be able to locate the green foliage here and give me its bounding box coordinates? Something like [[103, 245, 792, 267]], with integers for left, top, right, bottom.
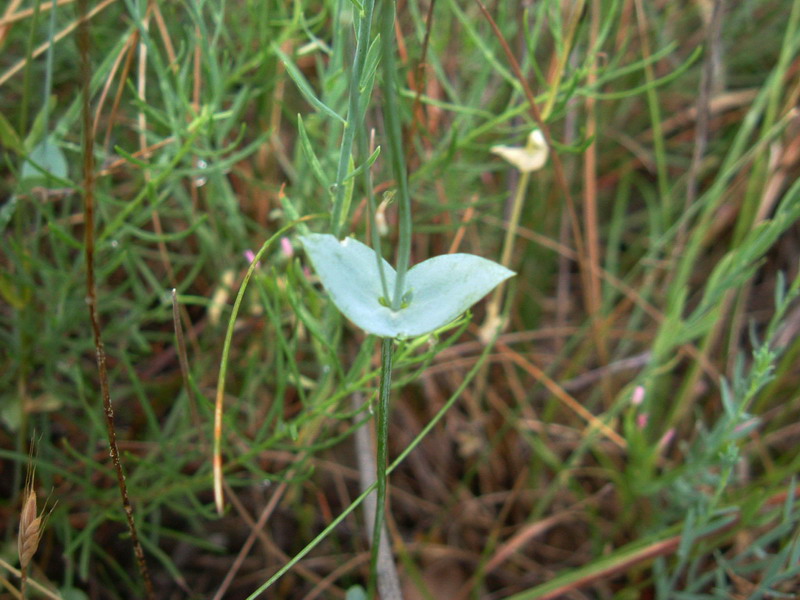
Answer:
[[1, 0, 799, 598]]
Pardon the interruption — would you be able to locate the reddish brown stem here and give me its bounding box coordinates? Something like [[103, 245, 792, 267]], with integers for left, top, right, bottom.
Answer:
[[77, 0, 154, 596]]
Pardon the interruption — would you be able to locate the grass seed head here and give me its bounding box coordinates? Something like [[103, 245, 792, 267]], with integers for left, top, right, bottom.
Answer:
[[18, 489, 43, 570]]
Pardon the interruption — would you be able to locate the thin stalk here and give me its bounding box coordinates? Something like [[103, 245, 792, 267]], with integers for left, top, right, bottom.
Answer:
[[212, 217, 323, 514], [583, 0, 611, 393], [498, 170, 530, 263], [18, 0, 41, 133], [369, 337, 395, 597], [77, 0, 153, 595], [244, 340, 498, 599], [479, 0, 586, 340], [378, 0, 413, 309], [732, 0, 800, 244], [481, 170, 531, 338], [633, 0, 671, 226], [0, 558, 61, 600], [355, 392, 402, 600], [475, 0, 591, 343], [331, 0, 377, 238], [540, 0, 586, 121], [42, 0, 56, 134], [359, 126, 391, 301], [683, 0, 725, 221]]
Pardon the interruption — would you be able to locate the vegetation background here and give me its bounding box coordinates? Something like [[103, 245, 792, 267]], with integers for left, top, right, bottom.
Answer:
[[1, 0, 800, 598]]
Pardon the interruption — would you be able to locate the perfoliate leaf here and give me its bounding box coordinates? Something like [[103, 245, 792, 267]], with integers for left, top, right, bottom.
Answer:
[[301, 233, 514, 339]]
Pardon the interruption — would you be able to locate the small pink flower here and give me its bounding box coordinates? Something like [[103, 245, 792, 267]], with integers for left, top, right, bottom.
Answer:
[[636, 413, 649, 429], [631, 386, 645, 406], [658, 428, 675, 450], [280, 237, 294, 258], [244, 249, 260, 267]]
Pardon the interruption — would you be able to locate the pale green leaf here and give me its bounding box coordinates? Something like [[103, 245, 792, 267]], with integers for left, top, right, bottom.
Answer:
[[301, 233, 514, 338]]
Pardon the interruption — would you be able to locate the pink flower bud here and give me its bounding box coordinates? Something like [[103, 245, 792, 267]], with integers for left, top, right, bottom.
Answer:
[[631, 386, 646, 406], [280, 237, 294, 258], [658, 428, 675, 450]]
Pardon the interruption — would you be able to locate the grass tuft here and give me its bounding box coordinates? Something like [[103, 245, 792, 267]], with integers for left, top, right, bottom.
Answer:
[[1, 0, 799, 598]]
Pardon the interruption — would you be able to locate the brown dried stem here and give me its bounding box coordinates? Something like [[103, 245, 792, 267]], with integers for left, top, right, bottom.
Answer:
[[76, 0, 154, 596]]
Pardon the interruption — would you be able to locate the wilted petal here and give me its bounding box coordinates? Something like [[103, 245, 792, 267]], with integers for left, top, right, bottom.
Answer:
[[491, 129, 549, 172]]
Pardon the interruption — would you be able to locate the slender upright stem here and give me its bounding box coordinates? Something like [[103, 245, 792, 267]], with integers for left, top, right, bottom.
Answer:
[[359, 127, 392, 302], [77, 0, 153, 595], [378, 0, 413, 309], [331, 0, 377, 237], [369, 337, 394, 597], [481, 170, 531, 338]]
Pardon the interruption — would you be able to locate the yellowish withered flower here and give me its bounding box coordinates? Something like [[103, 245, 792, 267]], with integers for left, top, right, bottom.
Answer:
[[490, 129, 549, 172]]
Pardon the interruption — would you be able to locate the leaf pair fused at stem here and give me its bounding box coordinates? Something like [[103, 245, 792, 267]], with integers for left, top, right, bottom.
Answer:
[[297, 1, 518, 596]]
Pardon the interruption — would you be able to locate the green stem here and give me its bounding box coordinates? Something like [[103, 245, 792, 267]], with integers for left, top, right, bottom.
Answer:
[[369, 337, 394, 597], [331, 0, 377, 238], [244, 340, 498, 599], [358, 125, 391, 302], [378, 0, 413, 309], [482, 170, 531, 336]]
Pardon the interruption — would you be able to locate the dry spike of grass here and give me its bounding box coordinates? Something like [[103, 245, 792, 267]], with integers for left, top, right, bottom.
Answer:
[[17, 458, 49, 600], [18, 488, 42, 572]]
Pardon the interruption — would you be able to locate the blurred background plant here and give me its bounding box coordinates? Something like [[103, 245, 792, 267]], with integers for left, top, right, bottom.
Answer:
[[1, 0, 799, 598]]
